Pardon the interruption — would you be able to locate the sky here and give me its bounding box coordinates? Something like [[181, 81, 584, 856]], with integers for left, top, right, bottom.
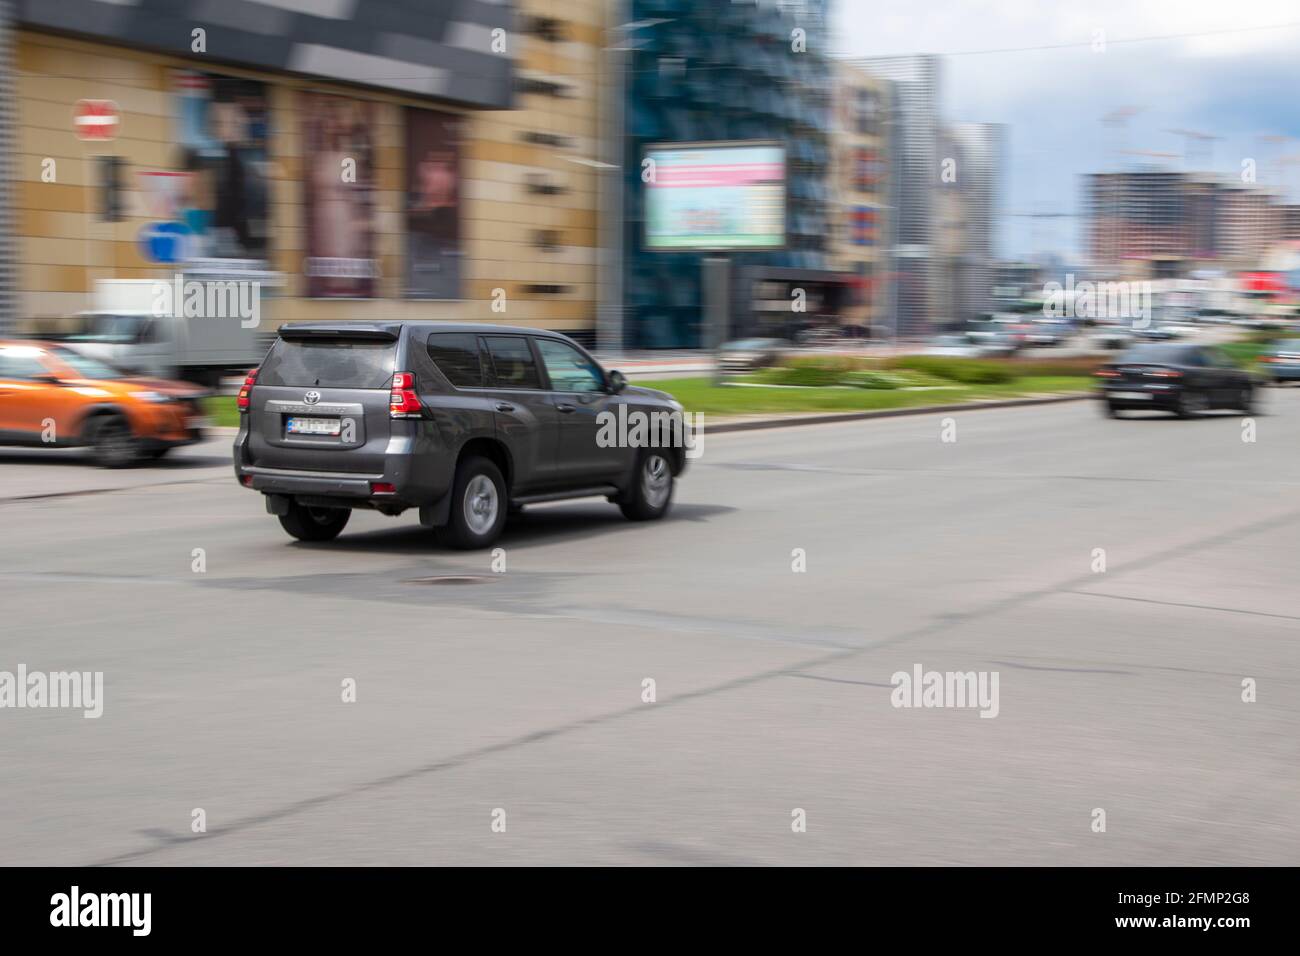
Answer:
[[831, 0, 1300, 261]]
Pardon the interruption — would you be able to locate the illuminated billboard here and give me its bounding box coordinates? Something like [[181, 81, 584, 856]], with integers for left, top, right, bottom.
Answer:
[[644, 141, 786, 251]]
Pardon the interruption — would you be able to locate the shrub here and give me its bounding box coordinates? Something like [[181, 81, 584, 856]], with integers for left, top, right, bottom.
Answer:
[[885, 355, 1014, 384], [761, 363, 849, 387], [840, 370, 903, 390], [758, 354, 876, 387], [1004, 357, 1101, 377]]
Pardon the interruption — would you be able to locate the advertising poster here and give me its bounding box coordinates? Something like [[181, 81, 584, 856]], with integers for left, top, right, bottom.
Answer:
[[405, 108, 463, 299], [644, 142, 786, 251], [301, 91, 379, 298], [173, 71, 270, 270]]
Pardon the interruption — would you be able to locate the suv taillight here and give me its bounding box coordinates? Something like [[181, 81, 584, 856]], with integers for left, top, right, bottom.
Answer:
[[390, 372, 422, 418], [237, 368, 258, 412]]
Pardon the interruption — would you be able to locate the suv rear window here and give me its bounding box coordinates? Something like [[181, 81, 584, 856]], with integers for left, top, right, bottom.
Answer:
[[259, 338, 396, 388], [427, 333, 485, 387], [1121, 344, 1185, 364]]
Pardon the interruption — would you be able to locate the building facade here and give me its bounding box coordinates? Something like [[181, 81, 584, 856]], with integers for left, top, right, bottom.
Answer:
[[5, 0, 606, 342], [1085, 170, 1286, 277], [941, 122, 1002, 323], [619, 0, 840, 348], [829, 60, 890, 331], [856, 53, 940, 340]]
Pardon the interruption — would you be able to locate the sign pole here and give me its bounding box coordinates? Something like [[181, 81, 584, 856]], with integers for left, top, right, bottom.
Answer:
[[703, 255, 730, 386]]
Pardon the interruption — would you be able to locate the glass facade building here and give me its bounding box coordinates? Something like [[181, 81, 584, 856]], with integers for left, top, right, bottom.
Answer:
[[620, 0, 836, 348]]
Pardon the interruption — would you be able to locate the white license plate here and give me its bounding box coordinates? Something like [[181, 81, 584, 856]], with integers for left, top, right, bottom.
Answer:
[[286, 416, 342, 436], [1112, 391, 1150, 400]]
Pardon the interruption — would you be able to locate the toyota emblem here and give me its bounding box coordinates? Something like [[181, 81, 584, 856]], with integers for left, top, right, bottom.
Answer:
[[304, 391, 321, 405]]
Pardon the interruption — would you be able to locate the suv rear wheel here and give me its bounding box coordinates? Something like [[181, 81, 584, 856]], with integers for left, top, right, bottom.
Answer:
[[440, 456, 507, 549], [620, 450, 674, 521], [279, 502, 350, 542]]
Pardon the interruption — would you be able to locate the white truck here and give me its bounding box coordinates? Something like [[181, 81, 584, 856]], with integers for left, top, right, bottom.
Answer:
[[60, 280, 271, 386]]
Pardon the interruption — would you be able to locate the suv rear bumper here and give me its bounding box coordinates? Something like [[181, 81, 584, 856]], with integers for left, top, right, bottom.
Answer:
[[236, 465, 377, 498], [233, 422, 451, 506]]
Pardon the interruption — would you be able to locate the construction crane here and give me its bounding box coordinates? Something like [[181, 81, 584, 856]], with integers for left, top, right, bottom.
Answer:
[[1006, 207, 1078, 257], [1119, 149, 1180, 162], [1165, 128, 1223, 169], [1101, 106, 1144, 172]]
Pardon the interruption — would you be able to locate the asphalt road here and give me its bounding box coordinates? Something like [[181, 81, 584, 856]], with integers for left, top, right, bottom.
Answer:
[[2, 391, 1298, 866]]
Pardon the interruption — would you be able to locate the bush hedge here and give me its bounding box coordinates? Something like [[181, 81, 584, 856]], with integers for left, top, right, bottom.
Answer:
[[884, 356, 1015, 384]]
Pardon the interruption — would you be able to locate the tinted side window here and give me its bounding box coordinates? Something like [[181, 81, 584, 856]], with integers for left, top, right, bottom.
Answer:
[[535, 338, 604, 392], [484, 336, 542, 389], [426, 333, 485, 387]]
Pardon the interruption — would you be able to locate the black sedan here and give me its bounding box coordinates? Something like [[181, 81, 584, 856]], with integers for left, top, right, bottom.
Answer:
[[1095, 343, 1256, 418]]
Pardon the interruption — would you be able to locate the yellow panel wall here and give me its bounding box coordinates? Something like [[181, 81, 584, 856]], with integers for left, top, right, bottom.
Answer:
[[13, 16, 603, 335]]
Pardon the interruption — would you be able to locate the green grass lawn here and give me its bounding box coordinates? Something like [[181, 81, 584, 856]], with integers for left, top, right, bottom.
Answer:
[[204, 396, 243, 428], [636, 375, 1091, 415], [203, 374, 1091, 427]]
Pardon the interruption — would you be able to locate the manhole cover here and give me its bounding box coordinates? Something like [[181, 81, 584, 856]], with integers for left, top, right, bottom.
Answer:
[[404, 575, 493, 586]]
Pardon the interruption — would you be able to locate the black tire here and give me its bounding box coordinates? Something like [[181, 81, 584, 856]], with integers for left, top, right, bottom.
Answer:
[[88, 414, 142, 468], [619, 449, 675, 521], [278, 502, 350, 542], [146, 446, 172, 460], [1102, 401, 1120, 419], [1239, 385, 1256, 414], [439, 456, 507, 549]]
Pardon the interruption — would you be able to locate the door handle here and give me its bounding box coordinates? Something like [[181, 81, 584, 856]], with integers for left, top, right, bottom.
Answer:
[[495, 402, 515, 412], [556, 403, 576, 413]]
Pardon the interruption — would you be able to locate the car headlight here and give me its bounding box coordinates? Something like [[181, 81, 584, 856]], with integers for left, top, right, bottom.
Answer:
[[129, 391, 172, 403]]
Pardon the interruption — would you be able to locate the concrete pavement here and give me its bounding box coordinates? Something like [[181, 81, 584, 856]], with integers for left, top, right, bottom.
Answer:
[[1, 390, 1297, 865]]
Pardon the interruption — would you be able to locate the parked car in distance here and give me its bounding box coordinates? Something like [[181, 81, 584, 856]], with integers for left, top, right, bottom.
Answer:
[[233, 322, 690, 549], [924, 333, 1014, 358], [0, 341, 208, 465], [1261, 338, 1300, 384], [1093, 323, 1134, 351], [793, 326, 842, 348], [924, 334, 984, 358], [1024, 317, 1071, 347], [967, 319, 1022, 354], [1094, 343, 1255, 418], [1133, 324, 1170, 340], [718, 337, 791, 371]]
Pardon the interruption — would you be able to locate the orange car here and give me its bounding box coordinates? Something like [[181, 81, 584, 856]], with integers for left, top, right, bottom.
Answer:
[[0, 341, 208, 466]]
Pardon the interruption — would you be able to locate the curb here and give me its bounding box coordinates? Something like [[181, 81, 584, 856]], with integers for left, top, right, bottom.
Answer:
[[210, 392, 1090, 439], [704, 392, 1091, 434]]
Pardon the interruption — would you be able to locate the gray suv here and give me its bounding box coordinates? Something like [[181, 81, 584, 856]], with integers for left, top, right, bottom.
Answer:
[[233, 322, 689, 548]]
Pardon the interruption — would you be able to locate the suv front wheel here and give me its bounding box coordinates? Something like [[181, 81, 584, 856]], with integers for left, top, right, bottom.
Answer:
[[440, 456, 507, 549], [619, 450, 674, 521]]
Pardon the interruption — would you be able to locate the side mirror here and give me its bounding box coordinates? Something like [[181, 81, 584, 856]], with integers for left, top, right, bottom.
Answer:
[[32, 372, 62, 385], [607, 369, 627, 394]]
